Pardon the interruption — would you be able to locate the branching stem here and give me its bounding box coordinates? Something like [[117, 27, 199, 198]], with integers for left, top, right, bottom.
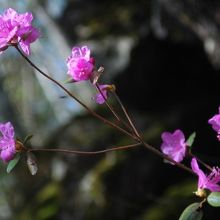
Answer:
[[29, 143, 141, 155], [15, 46, 139, 141], [16, 45, 195, 176]]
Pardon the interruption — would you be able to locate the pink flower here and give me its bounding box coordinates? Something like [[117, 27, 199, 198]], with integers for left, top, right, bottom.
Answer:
[[161, 129, 186, 163], [94, 84, 109, 104], [0, 8, 40, 55], [0, 122, 16, 162], [208, 107, 220, 141], [67, 46, 94, 81], [17, 26, 40, 55], [191, 158, 220, 192]]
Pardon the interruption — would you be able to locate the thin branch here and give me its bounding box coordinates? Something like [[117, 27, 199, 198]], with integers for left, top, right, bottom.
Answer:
[[15, 45, 195, 176], [29, 143, 141, 155], [189, 152, 212, 171], [15, 46, 139, 141], [112, 92, 195, 174], [95, 83, 120, 121], [142, 141, 195, 175], [112, 91, 141, 138], [95, 83, 136, 135]]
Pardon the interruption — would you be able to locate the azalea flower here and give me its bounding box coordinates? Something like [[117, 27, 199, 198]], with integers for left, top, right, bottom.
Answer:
[[191, 157, 220, 192], [94, 84, 109, 104], [161, 129, 186, 163], [67, 46, 94, 81], [0, 8, 40, 55], [0, 122, 16, 162], [208, 107, 220, 141]]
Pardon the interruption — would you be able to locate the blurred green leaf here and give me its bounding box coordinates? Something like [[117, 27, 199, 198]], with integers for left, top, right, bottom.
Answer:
[[186, 132, 196, 147], [179, 203, 203, 220], [207, 192, 220, 207], [140, 180, 196, 220], [36, 203, 58, 220], [7, 153, 20, 173], [36, 183, 60, 202], [23, 134, 34, 145]]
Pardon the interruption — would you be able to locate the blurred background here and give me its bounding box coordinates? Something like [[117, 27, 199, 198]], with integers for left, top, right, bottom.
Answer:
[[1, 0, 220, 219]]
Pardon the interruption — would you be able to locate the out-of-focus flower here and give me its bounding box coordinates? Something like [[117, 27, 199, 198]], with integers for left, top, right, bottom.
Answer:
[[0, 122, 16, 162], [161, 129, 186, 163], [208, 107, 220, 141], [93, 84, 116, 104], [191, 157, 220, 192], [94, 84, 109, 104], [67, 46, 94, 81], [0, 8, 40, 55]]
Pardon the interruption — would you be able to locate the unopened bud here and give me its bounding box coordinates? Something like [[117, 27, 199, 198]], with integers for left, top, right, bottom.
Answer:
[[107, 84, 116, 92], [15, 140, 25, 152], [195, 188, 207, 198]]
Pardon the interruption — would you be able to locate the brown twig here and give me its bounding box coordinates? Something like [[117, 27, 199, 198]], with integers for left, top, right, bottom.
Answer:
[[189, 152, 212, 171], [141, 141, 194, 175], [29, 143, 141, 155], [112, 91, 141, 138], [16, 45, 195, 176], [15, 45, 139, 141], [94, 83, 136, 136]]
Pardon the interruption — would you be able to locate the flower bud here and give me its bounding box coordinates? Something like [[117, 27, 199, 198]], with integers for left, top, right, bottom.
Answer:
[[15, 140, 25, 152], [195, 188, 207, 198]]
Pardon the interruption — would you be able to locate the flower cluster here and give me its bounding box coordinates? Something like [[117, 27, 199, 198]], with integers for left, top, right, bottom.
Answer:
[[160, 106, 220, 165], [2, 6, 220, 206], [0, 122, 16, 162], [191, 158, 220, 192], [0, 8, 40, 55], [67, 46, 94, 82], [160, 106, 220, 194], [66, 46, 111, 104]]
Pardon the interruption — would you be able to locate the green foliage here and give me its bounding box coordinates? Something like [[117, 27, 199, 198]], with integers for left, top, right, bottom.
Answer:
[[35, 183, 61, 220], [140, 180, 196, 220], [179, 203, 203, 220], [207, 192, 220, 207], [36, 183, 60, 203], [36, 203, 58, 220], [16, 182, 61, 220], [186, 132, 196, 148], [23, 134, 34, 145], [6, 153, 20, 173]]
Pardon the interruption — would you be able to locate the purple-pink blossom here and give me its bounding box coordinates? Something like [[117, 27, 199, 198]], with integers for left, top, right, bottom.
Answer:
[[0, 122, 16, 162], [94, 84, 109, 104], [191, 158, 220, 192], [208, 107, 220, 141], [0, 8, 40, 55], [161, 129, 186, 163], [67, 46, 94, 81]]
